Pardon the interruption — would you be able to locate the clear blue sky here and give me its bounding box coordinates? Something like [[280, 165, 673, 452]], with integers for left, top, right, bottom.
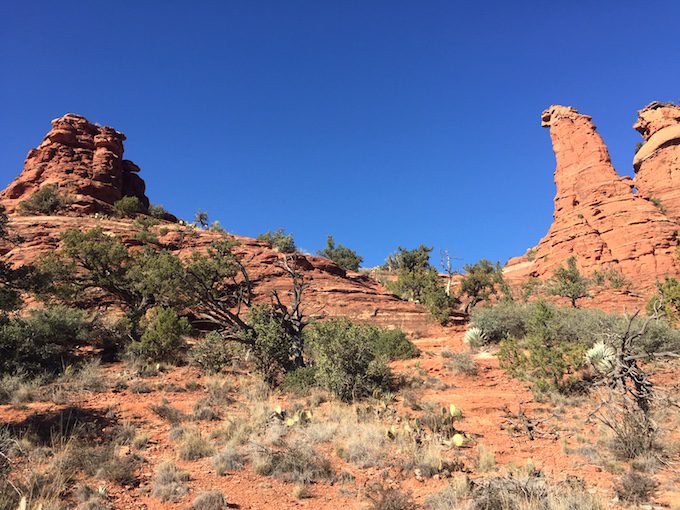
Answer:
[[2, 2, 679, 268]]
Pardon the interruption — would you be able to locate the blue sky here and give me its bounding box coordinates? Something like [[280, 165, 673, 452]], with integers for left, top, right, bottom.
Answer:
[[2, 1, 679, 269]]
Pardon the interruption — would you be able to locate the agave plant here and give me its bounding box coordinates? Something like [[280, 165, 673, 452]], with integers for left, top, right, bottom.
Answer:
[[463, 327, 486, 348], [586, 341, 617, 373]]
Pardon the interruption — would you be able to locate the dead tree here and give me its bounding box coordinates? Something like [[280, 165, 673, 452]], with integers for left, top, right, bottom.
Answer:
[[439, 249, 459, 297]]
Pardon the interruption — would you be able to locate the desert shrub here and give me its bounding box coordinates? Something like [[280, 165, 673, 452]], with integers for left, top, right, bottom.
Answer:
[[113, 196, 144, 217], [282, 366, 318, 395], [546, 256, 590, 307], [18, 185, 68, 215], [470, 301, 530, 343], [192, 399, 219, 421], [189, 332, 233, 373], [148, 204, 168, 219], [371, 327, 419, 360], [459, 259, 508, 310], [190, 491, 226, 510], [499, 302, 589, 395], [647, 276, 680, 323], [177, 430, 214, 460], [255, 441, 333, 483], [152, 461, 189, 502], [150, 398, 187, 424], [615, 471, 656, 503], [0, 305, 89, 375], [0, 373, 42, 404], [520, 277, 542, 302], [446, 353, 478, 376], [424, 479, 470, 510], [213, 447, 245, 475], [368, 487, 417, 510], [243, 304, 300, 385], [127, 307, 190, 363], [317, 235, 363, 270], [386, 245, 457, 324], [257, 229, 296, 253], [61, 445, 141, 485], [306, 318, 393, 401]]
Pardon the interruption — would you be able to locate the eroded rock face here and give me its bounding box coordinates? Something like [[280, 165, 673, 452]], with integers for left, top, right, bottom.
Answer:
[[633, 102, 680, 222], [0, 114, 150, 214], [506, 104, 680, 309]]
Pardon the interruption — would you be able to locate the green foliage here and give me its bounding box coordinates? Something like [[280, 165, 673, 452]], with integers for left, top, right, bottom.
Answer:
[[520, 277, 542, 302], [459, 259, 507, 310], [317, 235, 363, 271], [194, 211, 209, 228], [257, 229, 296, 253], [41, 227, 185, 339], [17, 185, 68, 215], [113, 196, 144, 217], [470, 301, 530, 343], [386, 245, 457, 324], [547, 256, 590, 307], [305, 318, 393, 401], [649, 196, 666, 213], [189, 332, 233, 373], [148, 203, 168, 219], [242, 304, 300, 385], [282, 366, 318, 395], [128, 307, 191, 363], [209, 220, 225, 233], [498, 301, 588, 394], [647, 276, 680, 323], [0, 306, 89, 375], [370, 327, 419, 360]]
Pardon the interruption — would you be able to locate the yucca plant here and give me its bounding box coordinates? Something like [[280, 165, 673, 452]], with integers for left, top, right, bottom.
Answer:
[[586, 341, 616, 373], [463, 326, 486, 348]]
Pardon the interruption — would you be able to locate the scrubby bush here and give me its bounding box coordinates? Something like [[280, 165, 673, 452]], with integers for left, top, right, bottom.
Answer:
[[305, 318, 395, 401], [386, 245, 458, 324], [257, 229, 296, 253], [18, 185, 68, 215], [190, 491, 226, 510], [0, 305, 89, 375], [547, 256, 590, 307], [615, 471, 656, 503], [459, 259, 507, 310], [647, 276, 680, 323], [370, 327, 419, 360], [189, 332, 233, 373], [318, 235, 363, 271], [254, 440, 333, 483], [113, 196, 144, 217], [152, 461, 189, 502], [470, 301, 530, 343], [148, 204, 168, 219], [127, 307, 190, 363], [282, 366, 318, 395]]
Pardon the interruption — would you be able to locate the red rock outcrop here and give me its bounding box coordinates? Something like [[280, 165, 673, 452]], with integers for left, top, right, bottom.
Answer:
[[505, 104, 680, 309], [0, 114, 435, 334], [633, 102, 680, 223], [0, 114, 150, 214]]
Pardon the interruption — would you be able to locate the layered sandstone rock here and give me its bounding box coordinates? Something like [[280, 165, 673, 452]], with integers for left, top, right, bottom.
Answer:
[[505, 104, 680, 308], [633, 102, 680, 222], [0, 114, 150, 214], [0, 114, 435, 334]]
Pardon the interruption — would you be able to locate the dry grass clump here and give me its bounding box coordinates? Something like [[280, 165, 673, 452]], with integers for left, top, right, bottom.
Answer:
[[423, 476, 470, 509], [150, 398, 187, 424], [445, 352, 478, 376], [192, 399, 220, 421], [0, 373, 43, 404], [189, 490, 226, 510], [336, 421, 386, 467], [152, 461, 189, 502], [367, 486, 417, 510], [213, 447, 245, 475], [614, 470, 656, 504], [75, 484, 111, 510], [177, 430, 215, 461], [252, 440, 333, 484]]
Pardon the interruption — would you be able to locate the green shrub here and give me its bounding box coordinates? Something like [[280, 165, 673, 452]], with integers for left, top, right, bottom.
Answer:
[[18, 185, 68, 215], [282, 366, 317, 395], [189, 332, 233, 373], [317, 235, 363, 271], [0, 306, 89, 375], [647, 276, 680, 323], [127, 307, 190, 363], [257, 229, 296, 253], [370, 327, 419, 360], [546, 256, 590, 307], [148, 204, 168, 219], [113, 196, 144, 217], [459, 259, 507, 310], [305, 318, 393, 401], [470, 301, 530, 343]]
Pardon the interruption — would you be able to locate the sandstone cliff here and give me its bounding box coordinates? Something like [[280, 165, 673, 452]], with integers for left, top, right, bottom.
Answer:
[[506, 103, 680, 308], [0, 114, 434, 334], [1, 114, 149, 215]]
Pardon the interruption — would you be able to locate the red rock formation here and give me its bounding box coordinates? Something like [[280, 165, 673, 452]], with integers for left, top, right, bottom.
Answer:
[[0, 114, 149, 214], [505, 104, 680, 309], [633, 102, 680, 222], [0, 113, 436, 334]]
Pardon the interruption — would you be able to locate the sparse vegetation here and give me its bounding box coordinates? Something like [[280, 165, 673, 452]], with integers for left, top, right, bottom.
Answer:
[[257, 229, 296, 253], [152, 461, 189, 502], [459, 259, 508, 311], [318, 235, 363, 270], [18, 185, 68, 215], [113, 196, 144, 217], [547, 256, 590, 307]]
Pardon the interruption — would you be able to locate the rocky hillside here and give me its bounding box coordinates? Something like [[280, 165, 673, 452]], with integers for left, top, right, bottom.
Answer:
[[0, 114, 434, 334], [505, 103, 680, 310]]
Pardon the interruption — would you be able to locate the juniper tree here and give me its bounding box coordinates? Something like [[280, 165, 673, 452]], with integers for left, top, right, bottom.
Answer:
[[317, 235, 362, 271]]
